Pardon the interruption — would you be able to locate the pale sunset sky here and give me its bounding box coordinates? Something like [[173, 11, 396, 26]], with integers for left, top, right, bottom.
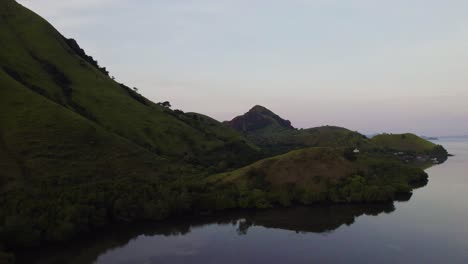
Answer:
[[17, 0, 468, 136]]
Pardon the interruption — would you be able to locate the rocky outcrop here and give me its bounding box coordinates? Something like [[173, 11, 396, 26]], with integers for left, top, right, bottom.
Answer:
[[227, 105, 294, 133]]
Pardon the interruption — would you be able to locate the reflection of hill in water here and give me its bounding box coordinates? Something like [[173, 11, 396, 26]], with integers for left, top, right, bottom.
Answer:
[[17, 202, 399, 264], [235, 203, 395, 235]]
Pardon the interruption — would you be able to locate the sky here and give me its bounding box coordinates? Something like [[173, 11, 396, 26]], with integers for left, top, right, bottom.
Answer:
[[18, 0, 468, 136]]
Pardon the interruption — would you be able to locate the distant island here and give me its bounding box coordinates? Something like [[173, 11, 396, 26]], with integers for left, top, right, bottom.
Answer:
[[0, 1, 449, 263]]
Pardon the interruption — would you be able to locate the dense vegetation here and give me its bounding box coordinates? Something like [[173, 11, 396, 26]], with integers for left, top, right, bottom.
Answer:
[[201, 147, 428, 210], [0, 1, 449, 262], [0, 0, 260, 259]]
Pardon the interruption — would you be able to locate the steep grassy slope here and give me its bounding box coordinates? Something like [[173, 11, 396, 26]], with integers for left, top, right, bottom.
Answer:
[[226, 105, 370, 155], [0, 68, 182, 251], [0, 1, 449, 261], [0, 0, 259, 171], [0, 0, 260, 255], [0, 72, 170, 184]]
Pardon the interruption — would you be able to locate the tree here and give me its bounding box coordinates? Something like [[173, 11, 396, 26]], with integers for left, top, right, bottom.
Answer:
[[158, 101, 171, 108], [343, 148, 357, 161]]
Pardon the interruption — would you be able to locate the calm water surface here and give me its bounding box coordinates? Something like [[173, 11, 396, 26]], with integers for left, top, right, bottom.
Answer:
[[21, 139, 468, 264]]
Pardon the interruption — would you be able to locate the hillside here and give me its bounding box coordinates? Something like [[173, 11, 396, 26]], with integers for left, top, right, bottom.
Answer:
[[370, 133, 448, 163], [225, 106, 448, 162], [202, 147, 427, 209], [226, 105, 370, 155], [0, 0, 260, 256], [0, 0, 450, 261], [0, 0, 259, 172], [227, 105, 294, 135], [371, 133, 436, 152]]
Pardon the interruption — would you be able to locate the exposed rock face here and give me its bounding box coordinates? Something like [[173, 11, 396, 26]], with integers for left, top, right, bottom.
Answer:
[[227, 105, 294, 133]]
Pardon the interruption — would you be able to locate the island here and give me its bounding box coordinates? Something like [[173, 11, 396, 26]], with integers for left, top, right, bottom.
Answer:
[[0, 0, 449, 262]]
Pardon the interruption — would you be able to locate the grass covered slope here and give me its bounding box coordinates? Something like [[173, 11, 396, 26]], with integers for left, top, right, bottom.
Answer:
[[275, 126, 369, 149], [370, 133, 448, 163], [226, 105, 370, 156], [0, 0, 260, 253], [0, 0, 450, 261], [0, 0, 259, 170], [0, 67, 193, 248], [371, 133, 436, 152], [1, 71, 209, 262], [0, 73, 168, 182], [202, 147, 427, 210]]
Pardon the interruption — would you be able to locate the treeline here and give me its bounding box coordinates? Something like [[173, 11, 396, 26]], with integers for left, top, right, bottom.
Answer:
[[197, 159, 427, 211], [0, 156, 427, 259], [0, 175, 189, 249]]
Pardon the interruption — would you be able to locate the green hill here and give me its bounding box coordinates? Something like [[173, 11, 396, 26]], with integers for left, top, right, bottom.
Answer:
[[0, 0, 260, 254], [371, 133, 436, 152], [202, 147, 427, 209], [0, 0, 259, 171], [224, 105, 447, 162], [227, 105, 294, 135], [226, 105, 370, 155], [370, 133, 448, 163], [0, 0, 449, 261]]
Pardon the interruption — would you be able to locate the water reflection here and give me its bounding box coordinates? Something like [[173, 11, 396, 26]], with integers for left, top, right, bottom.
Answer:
[[18, 203, 399, 264], [234, 204, 395, 235], [18, 139, 468, 264]]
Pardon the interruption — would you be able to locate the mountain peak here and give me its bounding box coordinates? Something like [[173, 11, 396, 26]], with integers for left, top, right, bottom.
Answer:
[[227, 105, 294, 133], [250, 105, 271, 113]]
